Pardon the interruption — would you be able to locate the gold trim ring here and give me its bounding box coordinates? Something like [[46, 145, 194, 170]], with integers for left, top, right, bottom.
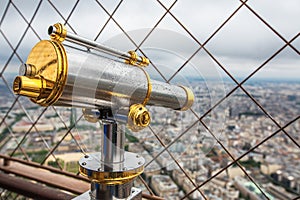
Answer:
[[140, 68, 152, 106], [179, 85, 194, 111], [79, 152, 145, 185]]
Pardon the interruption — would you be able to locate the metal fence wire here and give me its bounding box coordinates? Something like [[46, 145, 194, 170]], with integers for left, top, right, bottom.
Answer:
[[0, 0, 299, 199]]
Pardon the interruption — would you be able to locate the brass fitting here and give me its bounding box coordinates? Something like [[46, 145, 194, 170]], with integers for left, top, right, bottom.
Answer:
[[13, 76, 53, 99], [125, 51, 138, 66], [125, 51, 150, 67], [48, 23, 67, 42], [127, 62, 152, 131], [137, 56, 150, 67], [82, 108, 100, 123], [12, 40, 68, 106], [128, 104, 151, 132]]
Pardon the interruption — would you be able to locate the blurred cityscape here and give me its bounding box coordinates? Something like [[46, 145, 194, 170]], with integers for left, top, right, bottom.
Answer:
[[0, 74, 299, 200]]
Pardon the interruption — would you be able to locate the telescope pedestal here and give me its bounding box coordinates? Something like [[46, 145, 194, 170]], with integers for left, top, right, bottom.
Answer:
[[77, 117, 144, 200]]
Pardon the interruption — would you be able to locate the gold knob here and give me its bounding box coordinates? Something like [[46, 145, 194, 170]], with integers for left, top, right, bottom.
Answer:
[[128, 104, 151, 132]]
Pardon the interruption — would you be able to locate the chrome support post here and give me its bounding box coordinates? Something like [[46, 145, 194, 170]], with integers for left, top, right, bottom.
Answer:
[[101, 120, 124, 165]]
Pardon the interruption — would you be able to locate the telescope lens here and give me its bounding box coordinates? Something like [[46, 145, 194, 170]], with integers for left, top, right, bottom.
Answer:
[[48, 26, 54, 35], [13, 76, 21, 93]]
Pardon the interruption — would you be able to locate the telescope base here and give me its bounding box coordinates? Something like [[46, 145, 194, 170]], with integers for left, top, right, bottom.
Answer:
[[79, 152, 144, 185]]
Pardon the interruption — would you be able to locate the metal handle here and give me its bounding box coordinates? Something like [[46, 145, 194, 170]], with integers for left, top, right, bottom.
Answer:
[[48, 23, 149, 67]]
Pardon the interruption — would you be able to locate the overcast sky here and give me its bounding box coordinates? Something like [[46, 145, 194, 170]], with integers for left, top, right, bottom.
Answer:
[[0, 0, 299, 80]]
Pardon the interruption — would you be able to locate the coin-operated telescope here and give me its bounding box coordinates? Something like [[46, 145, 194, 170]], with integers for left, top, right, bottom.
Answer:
[[13, 23, 194, 200]]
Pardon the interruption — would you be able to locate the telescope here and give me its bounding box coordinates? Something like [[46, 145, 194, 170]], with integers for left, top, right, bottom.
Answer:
[[13, 23, 194, 199]]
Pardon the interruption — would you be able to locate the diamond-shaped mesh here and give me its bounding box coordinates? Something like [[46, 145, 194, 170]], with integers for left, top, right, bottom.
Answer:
[[0, 0, 299, 199]]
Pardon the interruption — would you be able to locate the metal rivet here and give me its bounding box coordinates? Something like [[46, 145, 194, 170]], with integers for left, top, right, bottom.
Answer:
[[98, 168, 102, 171], [82, 162, 86, 166], [84, 155, 89, 159], [138, 161, 142, 165], [136, 155, 140, 158]]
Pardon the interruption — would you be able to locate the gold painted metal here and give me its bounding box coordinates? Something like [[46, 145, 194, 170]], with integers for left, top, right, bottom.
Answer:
[[49, 23, 67, 42], [125, 51, 138, 66], [127, 60, 152, 131], [13, 40, 68, 106], [179, 85, 195, 111], [137, 56, 150, 67], [79, 165, 144, 185], [140, 68, 152, 106], [125, 50, 150, 67], [13, 76, 53, 98], [128, 104, 151, 132], [82, 108, 99, 123]]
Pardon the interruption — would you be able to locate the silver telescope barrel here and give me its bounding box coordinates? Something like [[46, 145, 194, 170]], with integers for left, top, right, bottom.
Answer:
[[59, 48, 193, 111], [13, 41, 193, 109], [12, 24, 194, 131]]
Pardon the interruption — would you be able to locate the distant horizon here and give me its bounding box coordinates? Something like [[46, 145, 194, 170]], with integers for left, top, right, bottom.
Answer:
[[189, 76, 300, 83], [3, 71, 300, 84]]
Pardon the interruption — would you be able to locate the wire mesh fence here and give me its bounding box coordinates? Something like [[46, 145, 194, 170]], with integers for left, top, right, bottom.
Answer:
[[0, 0, 299, 199]]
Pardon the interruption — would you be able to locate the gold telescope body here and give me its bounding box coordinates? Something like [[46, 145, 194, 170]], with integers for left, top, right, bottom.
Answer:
[[13, 23, 194, 131]]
